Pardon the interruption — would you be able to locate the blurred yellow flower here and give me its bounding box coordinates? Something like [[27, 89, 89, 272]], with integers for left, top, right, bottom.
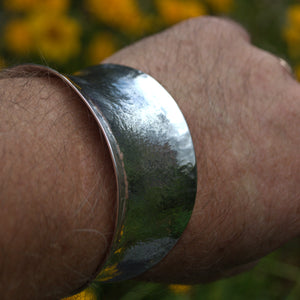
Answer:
[[29, 12, 81, 63], [206, 0, 234, 14], [283, 5, 300, 58], [88, 33, 118, 65], [169, 284, 192, 294], [156, 0, 207, 25], [3, 0, 37, 11], [283, 27, 300, 58], [114, 247, 123, 255], [62, 288, 97, 300], [86, 0, 151, 35], [4, 19, 33, 55], [98, 263, 120, 282], [5, 12, 81, 62], [3, 0, 69, 13], [287, 4, 300, 29]]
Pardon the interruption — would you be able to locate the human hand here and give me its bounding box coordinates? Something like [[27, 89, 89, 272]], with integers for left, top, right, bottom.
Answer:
[[104, 17, 300, 283]]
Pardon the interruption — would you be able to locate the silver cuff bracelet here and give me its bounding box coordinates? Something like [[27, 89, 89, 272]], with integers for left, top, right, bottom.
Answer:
[[13, 63, 197, 283]]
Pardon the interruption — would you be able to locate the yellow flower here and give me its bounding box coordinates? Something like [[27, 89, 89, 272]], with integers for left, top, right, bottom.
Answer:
[[206, 0, 234, 14], [4, 19, 34, 55], [4, 13, 80, 62], [3, 0, 69, 13], [62, 288, 97, 300], [29, 12, 81, 63], [169, 284, 192, 294], [283, 27, 300, 58], [156, 0, 207, 25], [3, 0, 38, 11], [98, 263, 121, 282], [88, 33, 118, 65], [86, 0, 151, 35], [287, 4, 300, 30], [283, 5, 300, 58]]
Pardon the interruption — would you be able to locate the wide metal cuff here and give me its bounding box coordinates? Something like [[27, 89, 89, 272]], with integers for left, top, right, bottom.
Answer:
[[15, 63, 197, 282]]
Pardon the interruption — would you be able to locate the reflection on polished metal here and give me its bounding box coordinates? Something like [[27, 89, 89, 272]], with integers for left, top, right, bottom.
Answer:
[[17, 64, 197, 282]]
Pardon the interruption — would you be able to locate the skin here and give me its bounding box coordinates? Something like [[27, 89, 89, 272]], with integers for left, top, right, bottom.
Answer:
[[0, 17, 299, 299]]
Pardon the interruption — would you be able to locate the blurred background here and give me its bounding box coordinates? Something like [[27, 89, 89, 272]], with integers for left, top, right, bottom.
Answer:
[[0, 0, 299, 299]]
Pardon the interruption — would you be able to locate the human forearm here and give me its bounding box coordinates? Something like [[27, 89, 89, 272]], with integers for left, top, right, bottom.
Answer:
[[0, 16, 299, 299], [0, 74, 116, 299]]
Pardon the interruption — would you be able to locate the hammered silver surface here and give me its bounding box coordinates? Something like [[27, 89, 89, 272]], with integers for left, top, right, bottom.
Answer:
[[16, 63, 197, 282]]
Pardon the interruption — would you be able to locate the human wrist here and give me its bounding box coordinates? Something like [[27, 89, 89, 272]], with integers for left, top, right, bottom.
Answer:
[[102, 18, 300, 284]]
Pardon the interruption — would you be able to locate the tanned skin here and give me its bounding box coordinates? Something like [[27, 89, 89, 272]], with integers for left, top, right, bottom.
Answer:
[[0, 17, 299, 299]]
